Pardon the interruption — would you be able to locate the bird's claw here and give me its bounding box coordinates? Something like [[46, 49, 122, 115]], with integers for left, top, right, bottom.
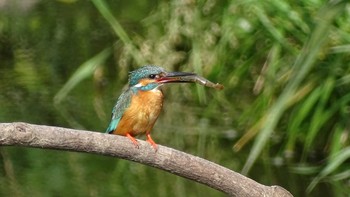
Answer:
[[126, 133, 140, 148], [146, 133, 158, 152]]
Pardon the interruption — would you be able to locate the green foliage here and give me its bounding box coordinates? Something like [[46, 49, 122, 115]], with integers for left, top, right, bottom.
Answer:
[[0, 0, 350, 196], [54, 47, 111, 104]]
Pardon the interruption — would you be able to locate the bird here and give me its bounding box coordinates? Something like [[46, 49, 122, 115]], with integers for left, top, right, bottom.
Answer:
[[106, 65, 196, 151]]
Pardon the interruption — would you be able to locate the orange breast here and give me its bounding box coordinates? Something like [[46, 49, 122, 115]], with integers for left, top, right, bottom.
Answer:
[[114, 89, 164, 136]]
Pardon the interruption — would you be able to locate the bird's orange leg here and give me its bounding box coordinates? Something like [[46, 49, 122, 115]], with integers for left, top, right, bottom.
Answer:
[[126, 133, 139, 148], [146, 133, 158, 151]]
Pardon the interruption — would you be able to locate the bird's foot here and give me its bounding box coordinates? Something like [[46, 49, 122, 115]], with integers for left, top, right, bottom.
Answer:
[[146, 133, 158, 152], [126, 133, 140, 149]]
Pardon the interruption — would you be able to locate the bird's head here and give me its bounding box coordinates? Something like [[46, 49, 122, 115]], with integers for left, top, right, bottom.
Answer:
[[129, 65, 195, 91]]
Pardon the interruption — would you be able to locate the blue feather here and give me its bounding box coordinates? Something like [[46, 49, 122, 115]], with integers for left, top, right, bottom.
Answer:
[[106, 118, 120, 133], [105, 88, 133, 133]]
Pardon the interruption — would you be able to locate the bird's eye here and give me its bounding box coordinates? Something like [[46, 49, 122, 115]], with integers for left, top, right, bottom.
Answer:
[[149, 74, 156, 79]]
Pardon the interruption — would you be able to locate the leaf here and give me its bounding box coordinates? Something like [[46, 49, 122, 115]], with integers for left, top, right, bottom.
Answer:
[[54, 47, 111, 104]]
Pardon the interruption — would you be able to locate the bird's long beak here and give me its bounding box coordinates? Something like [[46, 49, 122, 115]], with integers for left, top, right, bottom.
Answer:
[[156, 71, 197, 84]]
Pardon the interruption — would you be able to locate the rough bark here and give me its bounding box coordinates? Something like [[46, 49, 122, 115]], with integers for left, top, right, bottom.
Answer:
[[0, 122, 293, 197]]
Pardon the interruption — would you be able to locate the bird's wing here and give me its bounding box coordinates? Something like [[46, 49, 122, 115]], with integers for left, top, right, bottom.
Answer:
[[106, 89, 133, 133]]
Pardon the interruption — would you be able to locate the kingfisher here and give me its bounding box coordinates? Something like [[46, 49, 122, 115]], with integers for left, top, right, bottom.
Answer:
[[106, 65, 197, 151]]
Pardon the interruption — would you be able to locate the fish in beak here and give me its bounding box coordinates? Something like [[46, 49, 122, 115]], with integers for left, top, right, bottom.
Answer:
[[157, 71, 224, 90]]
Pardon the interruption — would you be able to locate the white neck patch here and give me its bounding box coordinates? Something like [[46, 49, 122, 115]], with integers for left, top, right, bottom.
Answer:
[[134, 83, 143, 88]]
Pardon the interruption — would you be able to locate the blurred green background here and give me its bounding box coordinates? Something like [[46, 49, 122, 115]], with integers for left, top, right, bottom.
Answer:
[[1, 0, 350, 196]]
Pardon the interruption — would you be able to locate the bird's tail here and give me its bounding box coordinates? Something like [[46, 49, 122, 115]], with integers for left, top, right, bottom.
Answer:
[[105, 119, 119, 134]]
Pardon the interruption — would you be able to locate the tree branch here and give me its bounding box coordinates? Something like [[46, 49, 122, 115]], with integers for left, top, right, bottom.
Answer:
[[0, 122, 293, 197]]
